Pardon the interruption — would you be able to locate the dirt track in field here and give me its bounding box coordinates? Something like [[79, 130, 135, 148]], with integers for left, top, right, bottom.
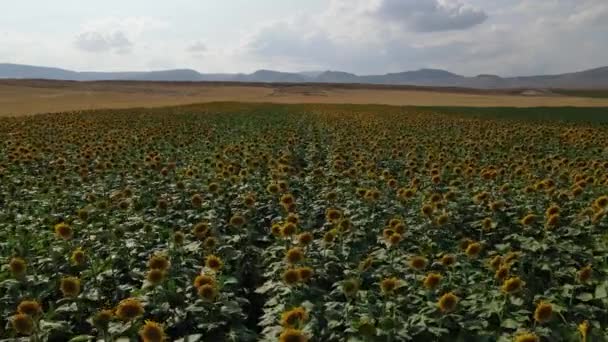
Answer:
[[1, 79, 608, 116]]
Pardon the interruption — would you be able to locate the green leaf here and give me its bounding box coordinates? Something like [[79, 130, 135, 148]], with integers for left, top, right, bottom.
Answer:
[[500, 319, 519, 329], [595, 282, 607, 299], [68, 335, 95, 342], [577, 293, 594, 302]]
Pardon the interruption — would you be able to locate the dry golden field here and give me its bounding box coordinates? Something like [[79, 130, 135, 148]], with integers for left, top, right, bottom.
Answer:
[[2, 80, 608, 116]]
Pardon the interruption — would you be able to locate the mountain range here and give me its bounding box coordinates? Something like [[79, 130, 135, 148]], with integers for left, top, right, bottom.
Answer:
[[1, 63, 608, 89]]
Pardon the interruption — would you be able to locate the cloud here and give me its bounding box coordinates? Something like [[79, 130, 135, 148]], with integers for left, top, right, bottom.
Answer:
[[74, 31, 132, 54], [73, 17, 168, 54], [370, 0, 488, 32], [187, 41, 207, 53]]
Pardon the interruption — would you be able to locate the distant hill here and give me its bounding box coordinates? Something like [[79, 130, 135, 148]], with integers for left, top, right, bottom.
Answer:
[[2, 63, 608, 89]]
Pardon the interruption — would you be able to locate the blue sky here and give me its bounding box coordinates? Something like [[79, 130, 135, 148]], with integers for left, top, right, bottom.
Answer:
[[1, 0, 607, 76]]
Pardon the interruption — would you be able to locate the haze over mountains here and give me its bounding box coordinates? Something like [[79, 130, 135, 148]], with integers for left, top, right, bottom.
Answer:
[[1, 63, 608, 89]]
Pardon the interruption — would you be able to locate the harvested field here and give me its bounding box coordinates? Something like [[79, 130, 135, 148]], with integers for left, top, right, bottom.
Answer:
[[2, 80, 608, 116]]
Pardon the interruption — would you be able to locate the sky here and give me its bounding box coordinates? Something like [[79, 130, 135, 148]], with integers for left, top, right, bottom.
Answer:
[[1, 0, 607, 76]]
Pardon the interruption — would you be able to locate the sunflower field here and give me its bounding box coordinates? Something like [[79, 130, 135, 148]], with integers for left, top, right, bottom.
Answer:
[[1, 103, 608, 341]]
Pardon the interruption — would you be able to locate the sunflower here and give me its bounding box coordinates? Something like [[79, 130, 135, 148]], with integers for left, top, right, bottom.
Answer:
[[440, 254, 456, 267], [342, 278, 359, 297], [116, 298, 144, 321], [11, 314, 34, 335], [380, 277, 400, 294], [279, 329, 308, 342], [193, 274, 216, 288], [267, 183, 280, 194], [546, 214, 559, 228], [17, 300, 42, 316], [465, 242, 482, 258], [280, 194, 295, 207], [229, 214, 246, 227], [423, 273, 442, 290], [54, 222, 73, 240], [488, 256, 502, 270], [9, 257, 27, 277], [281, 307, 309, 328], [283, 268, 300, 285], [545, 205, 560, 217], [437, 292, 459, 313], [286, 248, 305, 264], [501, 277, 523, 294], [578, 265, 592, 283], [323, 230, 337, 243], [513, 332, 539, 342], [297, 267, 313, 282], [192, 221, 210, 240], [92, 309, 113, 329], [198, 284, 218, 302], [325, 208, 342, 223], [436, 213, 449, 225], [408, 256, 428, 271], [148, 255, 170, 271], [297, 232, 313, 245], [139, 320, 165, 342], [203, 236, 218, 249], [191, 194, 203, 208], [205, 255, 224, 272], [482, 218, 494, 230], [147, 269, 166, 286], [593, 195, 608, 209], [495, 266, 509, 281], [60, 276, 81, 297], [533, 301, 553, 323], [421, 204, 434, 217], [281, 222, 297, 237], [520, 214, 536, 226]]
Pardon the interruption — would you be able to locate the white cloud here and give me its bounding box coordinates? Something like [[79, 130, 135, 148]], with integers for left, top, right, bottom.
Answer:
[[74, 31, 132, 54], [187, 41, 207, 54], [370, 0, 488, 32], [73, 17, 168, 54]]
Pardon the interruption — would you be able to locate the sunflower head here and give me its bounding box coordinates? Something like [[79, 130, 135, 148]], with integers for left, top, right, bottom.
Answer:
[[198, 284, 219, 302], [60, 276, 81, 298], [325, 208, 342, 223], [17, 300, 42, 316], [54, 222, 73, 240], [139, 320, 165, 342], [501, 277, 523, 294], [70, 248, 86, 266], [148, 254, 170, 271], [423, 273, 442, 290], [533, 301, 553, 324], [514, 332, 539, 342], [283, 268, 301, 285], [280, 307, 309, 328], [229, 214, 246, 227], [9, 257, 27, 277], [437, 292, 459, 313], [92, 309, 113, 329], [342, 278, 360, 297], [193, 274, 216, 289], [205, 255, 224, 272], [465, 242, 482, 258], [286, 247, 305, 264], [578, 265, 592, 283], [281, 222, 298, 237], [147, 269, 166, 286], [192, 221, 210, 240], [297, 232, 313, 245], [408, 256, 428, 271], [440, 254, 456, 267], [520, 214, 536, 226], [116, 298, 144, 321], [323, 229, 337, 244], [279, 328, 308, 342], [203, 236, 218, 250], [11, 314, 34, 335], [297, 267, 313, 283], [380, 277, 400, 294]]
